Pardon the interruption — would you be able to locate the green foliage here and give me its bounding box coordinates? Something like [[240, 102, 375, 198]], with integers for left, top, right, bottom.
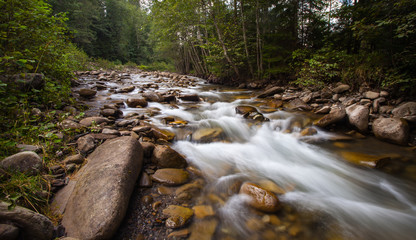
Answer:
[[0, 171, 48, 212]]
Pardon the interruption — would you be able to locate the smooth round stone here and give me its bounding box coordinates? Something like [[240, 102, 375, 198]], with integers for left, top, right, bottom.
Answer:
[[162, 205, 194, 229], [151, 168, 190, 186], [239, 182, 280, 213]]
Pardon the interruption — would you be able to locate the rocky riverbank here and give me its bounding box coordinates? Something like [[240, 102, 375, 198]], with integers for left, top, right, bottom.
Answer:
[[1, 69, 415, 240]]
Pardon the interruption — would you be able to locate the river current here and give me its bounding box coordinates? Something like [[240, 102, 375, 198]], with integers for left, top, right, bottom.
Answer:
[[79, 73, 416, 240]]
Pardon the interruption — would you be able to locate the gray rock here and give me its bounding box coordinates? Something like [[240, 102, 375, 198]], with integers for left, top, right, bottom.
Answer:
[[100, 109, 117, 117], [392, 102, 416, 123], [346, 104, 369, 132], [79, 117, 110, 127], [62, 154, 84, 165], [79, 88, 97, 98], [0, 201, 54, 240], [126, 98, 148, 108], [372, 97, 386, 113], [0, 224, 19, 240], [152, 145, 187, 168], [286, 98, 312, 111], [143, 92, 162, 102], [77, 135, 95, 154], [16, 144, 41, 153], [380, 91, 389, 97], [102, 128, 120, 135], [314, 105, 346, 128], [333, 84, 350, 94], [257, 86, 285, 98], [0, 151, 42, 175], [60, 119, 83, 130], [61, 136, 143, 240], [373, 118, 409, 145], [363, 91, 380, 100], [179, 94, 200, 102]]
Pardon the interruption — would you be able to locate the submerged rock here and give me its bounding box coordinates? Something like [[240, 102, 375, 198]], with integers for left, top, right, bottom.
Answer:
[[235, 106, 258, 115], [192, 128, 224, 142], [189, 219, 218, 240], [61, 136, 143, 240], [239, 182, 280, 213], [339, 151, 396, 168], [162, 205, 194, 228]]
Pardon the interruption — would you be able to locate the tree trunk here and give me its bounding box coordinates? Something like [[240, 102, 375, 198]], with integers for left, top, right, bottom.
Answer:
[[240, 0, 254, 79], [255, 0, 263, 79]]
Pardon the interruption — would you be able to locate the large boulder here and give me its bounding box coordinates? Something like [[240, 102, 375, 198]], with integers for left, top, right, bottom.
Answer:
[[60, 136, 143, 240], [151, 145, 187, 168], [0, 151, 42, 175], [372, 118, 409, 145], [239, 182, 280, 213], [314, 105, 346, 128], [0, 224, 19, 240], [346, 104, 369, 132], [0, 201, 54, 240], [392, 102, 416, 123], [257, 86, 284, 98]]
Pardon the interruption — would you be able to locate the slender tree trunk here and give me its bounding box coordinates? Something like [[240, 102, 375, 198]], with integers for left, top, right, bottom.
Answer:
[[255, 0, 263, 79], [210, 0, 240, 78], [240, 0, 254, 78]]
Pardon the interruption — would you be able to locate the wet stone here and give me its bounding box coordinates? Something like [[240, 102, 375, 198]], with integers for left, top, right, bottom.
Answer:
[[192, 205, 215, 219], [189, 219, 218, 240], [162, 205, 194, 229], [151, 168, 190, 186], [239, 182, 280, 213], [167, 228, 190, 239], [139, 172, 152, 187], [152, 145, 187, 168]]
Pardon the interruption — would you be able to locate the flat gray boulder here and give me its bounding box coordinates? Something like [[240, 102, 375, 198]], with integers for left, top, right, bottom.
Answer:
[[61, 136, 143, 240], [0, 151, 42, 175], [0, 201, 54, 240]]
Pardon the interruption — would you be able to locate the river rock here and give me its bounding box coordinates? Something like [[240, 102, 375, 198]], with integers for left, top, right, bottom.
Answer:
[[100, 108, 118, 117], [392, 102, 416, 123], [175, 179, 204, 202], [62, 154, 84, 165], [151, 145, 187, 168], [126, 98, 148, 108], [300, 127, 318, 137], [162, 205, 194, 229], [239, 182, 280, 213], [333, 84, 350, 94], [179, 94, 200, 102], [119, 86, 135, 93], [139, 172, 152, 187], [102, 128, 120, 135], [286, 98, 312, 111], [339, 152, 394, 168], [0, 201, 54, 240], [60, 119, 83, 130], [0, 151, 42, 175], [192, 205, 215, 219], [0, 224, 19, 240], [143, 92, 162, 102], [192, 128, 223, 142], [363, 91, 379, 99], [189, 219, 218, 240], [152, 168, 190, 186], [257, 86, 285, 98], [79, 88, 97, 98], [76, 134, 95, 154], [235, 106, 258, 115], [315, 106, 331, 114], [372, 118, 409, 145], [16, 144, 41, 153], [141, 142, 155, 158], [167, 229, 190, 239], [314, 105, 346, 128], [79, 117, 110, 127], [346, 104, 369, 132], [61, 136, 143, 240]]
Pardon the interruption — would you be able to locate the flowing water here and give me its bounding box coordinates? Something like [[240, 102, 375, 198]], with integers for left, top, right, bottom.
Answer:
[[78, 73, 416, 240]]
